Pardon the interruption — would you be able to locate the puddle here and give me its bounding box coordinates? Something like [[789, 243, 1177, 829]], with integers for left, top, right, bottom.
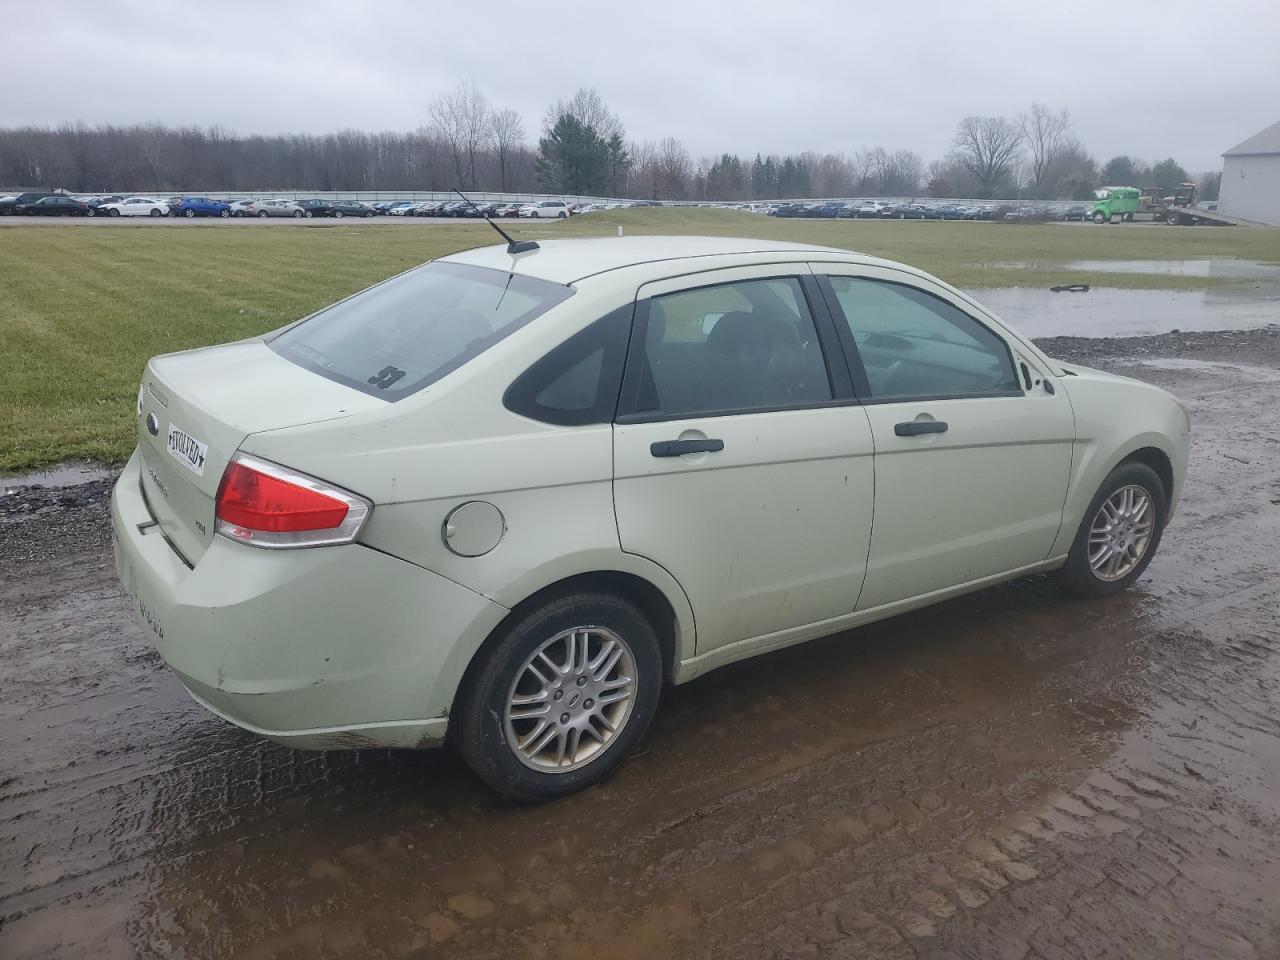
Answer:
[[1127, 357, 1280, 382], [1064, 258, 1280, 279], [969, 287, 1280, 338], [1, 460, 113, 494], [988, 258, 1280, 280]]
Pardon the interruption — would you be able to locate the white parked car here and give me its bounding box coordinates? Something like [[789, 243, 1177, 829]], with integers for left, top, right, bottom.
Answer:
[[248, 199, 303, 218], [113, 236, 1189, 801], [228, 199, 257, 217], [98, 197, 170, 218], [520, 200, 570, 218]]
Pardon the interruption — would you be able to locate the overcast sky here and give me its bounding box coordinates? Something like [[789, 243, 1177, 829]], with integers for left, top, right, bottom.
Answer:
[[4, 0, 1277, 172]]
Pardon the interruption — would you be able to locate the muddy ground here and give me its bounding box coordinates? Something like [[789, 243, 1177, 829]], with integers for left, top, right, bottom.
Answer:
[[3, 328, 1280, 959]]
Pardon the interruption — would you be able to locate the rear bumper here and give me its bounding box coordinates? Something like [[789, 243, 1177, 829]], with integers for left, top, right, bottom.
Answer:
[[110, 448, 507, 749]]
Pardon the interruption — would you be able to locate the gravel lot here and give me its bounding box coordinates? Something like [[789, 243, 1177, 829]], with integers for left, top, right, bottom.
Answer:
[[2, 328, 1279, 959]]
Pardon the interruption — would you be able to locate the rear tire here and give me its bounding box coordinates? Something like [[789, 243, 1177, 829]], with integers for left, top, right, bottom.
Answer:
[[453, 591, 662, 802], [293, 210, 303, 218], [1057, 462, 1167, 598]]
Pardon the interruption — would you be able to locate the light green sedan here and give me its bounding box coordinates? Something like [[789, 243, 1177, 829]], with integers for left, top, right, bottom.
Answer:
[[111, 236, 1190, 800]]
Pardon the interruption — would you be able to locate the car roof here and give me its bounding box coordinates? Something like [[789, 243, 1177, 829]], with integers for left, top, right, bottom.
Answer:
[[438, 235, 903, 285]]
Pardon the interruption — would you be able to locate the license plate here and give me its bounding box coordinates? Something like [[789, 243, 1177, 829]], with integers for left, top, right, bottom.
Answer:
[[166, 423, 208, 476]]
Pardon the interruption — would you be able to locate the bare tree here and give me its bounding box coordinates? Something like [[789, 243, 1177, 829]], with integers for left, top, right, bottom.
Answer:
[[653, 136, 692, 198], [138, 121, 167, 190], [1018, 103, 1072, 198], [544, 88, 624, 140], [948, 116, 1023, 197], [490, 108, 524, 191], [426, 80, 493, 189], [626, 139, 657, 197]]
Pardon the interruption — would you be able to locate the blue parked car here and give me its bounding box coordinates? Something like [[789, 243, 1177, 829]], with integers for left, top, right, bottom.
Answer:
[[168, 196, 231, 219]]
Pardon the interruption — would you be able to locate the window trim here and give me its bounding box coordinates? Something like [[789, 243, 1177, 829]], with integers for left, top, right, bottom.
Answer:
[[815, 273, 1025, 405], [615, 272, 853, 424]]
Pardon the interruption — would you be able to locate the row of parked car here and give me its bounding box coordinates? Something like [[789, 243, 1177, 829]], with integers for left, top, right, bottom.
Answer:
[[0, 192, 387, 218], [1, 190, 1090, 223], [381, 198, 664, 218], [0, 191, 669, 220], [759, 199, 1089, 221]]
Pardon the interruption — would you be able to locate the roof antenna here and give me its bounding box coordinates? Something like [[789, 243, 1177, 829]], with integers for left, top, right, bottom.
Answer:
[[452, 188, 539, 254]]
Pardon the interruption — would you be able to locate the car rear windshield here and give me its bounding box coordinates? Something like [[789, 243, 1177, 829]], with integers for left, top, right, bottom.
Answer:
[[269, 261, 573, 400]]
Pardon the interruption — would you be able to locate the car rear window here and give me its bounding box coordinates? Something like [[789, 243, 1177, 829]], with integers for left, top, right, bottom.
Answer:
[[269, 261, 573, 400]]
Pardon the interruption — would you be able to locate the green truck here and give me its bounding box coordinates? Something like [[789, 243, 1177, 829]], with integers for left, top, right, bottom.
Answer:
[[1090, 186, 1141, 223]]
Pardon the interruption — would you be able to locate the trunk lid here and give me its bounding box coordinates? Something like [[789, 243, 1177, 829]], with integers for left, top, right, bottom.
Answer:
[[136, 340, 385, 564]]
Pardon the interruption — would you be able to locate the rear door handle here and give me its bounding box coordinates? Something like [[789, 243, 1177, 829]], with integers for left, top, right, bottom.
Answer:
[[650, 438, 725, 457], [894, 420, 948, 437]]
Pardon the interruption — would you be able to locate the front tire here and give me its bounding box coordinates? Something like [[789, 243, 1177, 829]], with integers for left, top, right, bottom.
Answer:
[[184, 208, 195, 218], [1058, 462, 1166, 597], [148, 208, 160, 217], [1092, 211, 1106, 224], [453, 591, 662, 802]]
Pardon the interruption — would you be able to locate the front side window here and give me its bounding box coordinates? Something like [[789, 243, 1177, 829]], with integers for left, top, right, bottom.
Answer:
[[624, 276, 831, 418], [826, 276, 1020, 401], [270, 261, 573, 400]]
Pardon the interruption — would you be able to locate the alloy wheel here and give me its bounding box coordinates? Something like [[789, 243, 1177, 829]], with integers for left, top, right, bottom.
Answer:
[[1088, 484, 1155, 581], [503, 626, 637, 773]]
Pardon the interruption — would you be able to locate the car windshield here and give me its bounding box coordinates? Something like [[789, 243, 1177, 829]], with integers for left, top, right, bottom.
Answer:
[[269, 261, 573, 400]]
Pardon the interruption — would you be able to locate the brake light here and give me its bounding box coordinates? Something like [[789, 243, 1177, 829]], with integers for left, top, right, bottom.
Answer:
[[215, 453, 371, 549]]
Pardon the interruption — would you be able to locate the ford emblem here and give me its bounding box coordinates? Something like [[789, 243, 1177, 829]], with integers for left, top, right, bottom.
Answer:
[[146, 412, 160, 436]]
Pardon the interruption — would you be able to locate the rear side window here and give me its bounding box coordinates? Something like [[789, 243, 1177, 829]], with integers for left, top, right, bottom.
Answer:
[[270, 261, 573, 400], [504, 305, 633, 425], [826, 276, 1020, 401], [622, 276, 832, 419]]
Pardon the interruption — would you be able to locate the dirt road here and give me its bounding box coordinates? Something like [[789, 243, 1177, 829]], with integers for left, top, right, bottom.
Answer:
[[3, 329, 1280, 959]]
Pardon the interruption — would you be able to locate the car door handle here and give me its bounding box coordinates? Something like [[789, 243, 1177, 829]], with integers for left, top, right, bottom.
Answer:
[[650, 438, 725, 457], [894, 420, 948, 436]]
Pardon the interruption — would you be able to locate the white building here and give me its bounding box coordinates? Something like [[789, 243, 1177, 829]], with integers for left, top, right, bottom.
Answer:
[[1219, 120, 1280, 226]]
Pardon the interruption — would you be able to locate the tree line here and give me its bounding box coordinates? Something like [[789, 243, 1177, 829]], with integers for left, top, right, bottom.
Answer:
[[0, 86, 1219, 201]]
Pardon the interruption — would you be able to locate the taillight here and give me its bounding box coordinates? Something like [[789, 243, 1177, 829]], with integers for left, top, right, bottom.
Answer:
[[214, 453, 371, 549]]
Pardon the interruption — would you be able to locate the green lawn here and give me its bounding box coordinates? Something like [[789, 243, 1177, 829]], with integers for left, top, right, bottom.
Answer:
[[2, 210, 1278, 471]]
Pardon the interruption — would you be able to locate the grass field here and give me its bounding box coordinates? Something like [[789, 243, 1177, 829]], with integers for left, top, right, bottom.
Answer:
[[2, 209, 1278, 471]]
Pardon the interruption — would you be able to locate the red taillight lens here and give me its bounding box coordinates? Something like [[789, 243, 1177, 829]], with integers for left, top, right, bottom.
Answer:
[[217, 461, 349, 531], [214, 454, 371, 549]]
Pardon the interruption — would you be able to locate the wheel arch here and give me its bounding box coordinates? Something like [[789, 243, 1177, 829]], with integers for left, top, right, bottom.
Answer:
[[441, 558, 696, 723], [1118, 445, 1174, 502], [490, 569, 683, 676]]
